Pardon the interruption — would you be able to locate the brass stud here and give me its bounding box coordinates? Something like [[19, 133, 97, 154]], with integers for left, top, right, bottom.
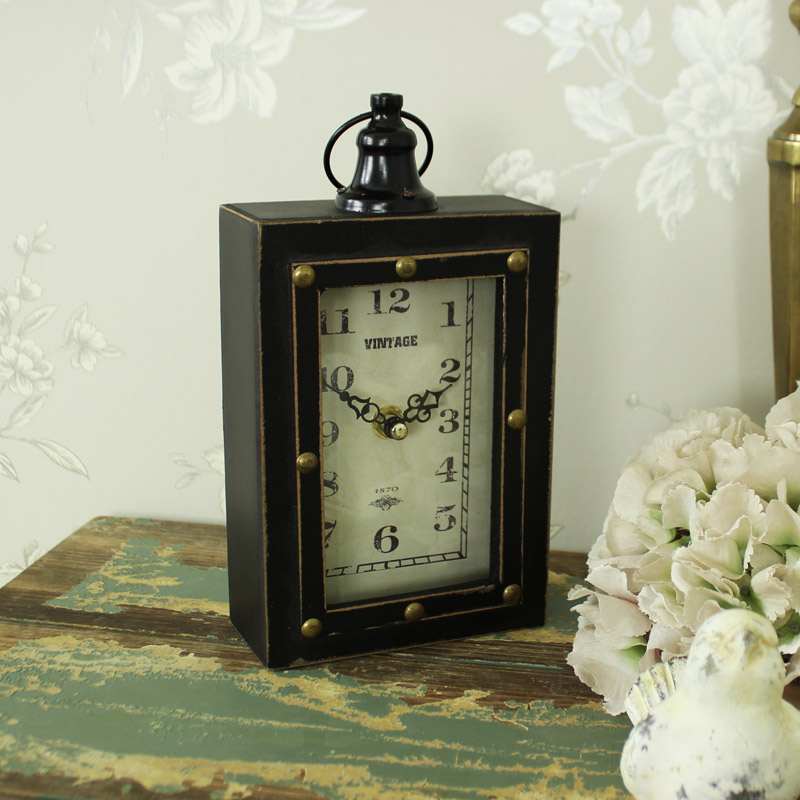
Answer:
[[503, 584, 522, 605], [292, 264, 315, 288], [296, 452, 319, 474], [791, 0, 800, 31], [404, 602, 425, 622], [507, 409, 528, 430], [396, 256, 418, 279], [301, 618, 322, 639], [507, 250, 528, 273]]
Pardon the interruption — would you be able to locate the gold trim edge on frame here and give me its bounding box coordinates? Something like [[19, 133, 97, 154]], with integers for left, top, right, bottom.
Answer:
[[289, 248, 531, 635]]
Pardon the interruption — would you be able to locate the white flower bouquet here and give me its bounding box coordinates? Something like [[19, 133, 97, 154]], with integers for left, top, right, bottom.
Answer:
[[568, 387, 800, 715]]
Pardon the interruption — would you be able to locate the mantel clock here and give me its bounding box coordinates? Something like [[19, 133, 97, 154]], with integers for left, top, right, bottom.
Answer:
[[219, 93, 560, 667]]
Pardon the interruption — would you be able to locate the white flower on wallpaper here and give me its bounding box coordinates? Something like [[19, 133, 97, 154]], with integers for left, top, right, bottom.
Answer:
[[483, 150, 557, 207], [164, 0, 293, 123], [625, 391, 677, 422], [85, 0, 365, 129], [491, 0, 779, 239], [64, 306, 120, 372], [0, 223, 122, 482], [171, 445, 226, 513]]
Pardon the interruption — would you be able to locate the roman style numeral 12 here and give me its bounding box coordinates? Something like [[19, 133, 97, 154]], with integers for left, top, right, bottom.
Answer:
[[369, 288, 410, 314]]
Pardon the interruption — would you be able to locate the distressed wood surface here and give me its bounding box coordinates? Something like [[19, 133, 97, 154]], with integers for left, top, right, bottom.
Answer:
[[0, 518, 632, 799]]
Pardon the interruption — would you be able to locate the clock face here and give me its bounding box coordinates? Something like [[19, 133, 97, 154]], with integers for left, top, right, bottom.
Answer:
[[319, 277, 500, 605]]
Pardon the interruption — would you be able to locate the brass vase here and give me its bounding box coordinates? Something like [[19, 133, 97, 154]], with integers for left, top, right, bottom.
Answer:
[[768, 1, 800, 400]]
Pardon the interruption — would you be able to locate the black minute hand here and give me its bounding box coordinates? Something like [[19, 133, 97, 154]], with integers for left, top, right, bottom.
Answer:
[[329, 386, 382, 425]]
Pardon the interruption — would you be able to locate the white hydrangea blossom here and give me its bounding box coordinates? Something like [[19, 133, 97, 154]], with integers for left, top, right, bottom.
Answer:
[[568, 387, 800, 715]]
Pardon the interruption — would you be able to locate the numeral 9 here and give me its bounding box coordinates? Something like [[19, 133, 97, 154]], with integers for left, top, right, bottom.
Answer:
[[322, 420, 339, 447]]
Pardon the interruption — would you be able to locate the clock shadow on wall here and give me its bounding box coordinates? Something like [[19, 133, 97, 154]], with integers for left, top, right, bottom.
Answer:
[[219, 94, 560, 667]]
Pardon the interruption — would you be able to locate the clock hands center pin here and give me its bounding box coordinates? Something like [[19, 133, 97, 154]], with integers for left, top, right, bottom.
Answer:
[[328, 368, 462, 442]]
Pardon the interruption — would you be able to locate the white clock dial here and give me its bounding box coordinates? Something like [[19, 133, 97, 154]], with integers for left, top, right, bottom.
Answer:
[[319, 276, 498, 605]]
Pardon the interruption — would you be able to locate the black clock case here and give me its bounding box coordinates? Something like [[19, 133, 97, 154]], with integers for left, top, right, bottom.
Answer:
[[219, 195, 560, 668]]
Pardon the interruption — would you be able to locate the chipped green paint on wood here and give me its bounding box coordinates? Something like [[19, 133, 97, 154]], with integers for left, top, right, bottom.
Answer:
[[0, 638, 628, 798], [0, 518, 632, 799], [47, 537, 228, 616]]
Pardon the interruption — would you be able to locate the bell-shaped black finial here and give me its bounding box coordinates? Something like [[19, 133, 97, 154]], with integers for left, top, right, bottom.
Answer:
[[324, 93, 437, 214]]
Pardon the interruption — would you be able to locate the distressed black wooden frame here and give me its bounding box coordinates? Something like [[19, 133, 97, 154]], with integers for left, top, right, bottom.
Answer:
[[219, 196, 559, 668]]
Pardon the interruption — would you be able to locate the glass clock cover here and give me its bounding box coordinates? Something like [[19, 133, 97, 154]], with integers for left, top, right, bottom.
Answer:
[[320, 277, 498, 605]]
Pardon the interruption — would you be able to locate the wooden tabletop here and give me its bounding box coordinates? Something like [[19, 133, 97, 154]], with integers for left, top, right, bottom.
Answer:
[[0, 517, 632, 799]]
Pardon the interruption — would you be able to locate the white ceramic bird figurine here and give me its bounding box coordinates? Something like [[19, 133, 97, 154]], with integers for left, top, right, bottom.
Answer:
[[620, 608, 800, 800]]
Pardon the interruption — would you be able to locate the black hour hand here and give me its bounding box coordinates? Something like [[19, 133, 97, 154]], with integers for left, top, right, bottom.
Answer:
[[404, 359, 462, 423], [403, 385, 452, 423]]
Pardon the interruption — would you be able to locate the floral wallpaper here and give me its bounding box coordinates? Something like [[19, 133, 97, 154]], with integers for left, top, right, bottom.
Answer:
[[484, 0, 785, 240], [0, 222, 122, 577], [84, 0, 365, 130], [0, 0, 795, 584]]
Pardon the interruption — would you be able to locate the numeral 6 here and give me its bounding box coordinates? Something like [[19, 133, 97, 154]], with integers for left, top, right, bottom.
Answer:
[[374, 524, 399, 554]]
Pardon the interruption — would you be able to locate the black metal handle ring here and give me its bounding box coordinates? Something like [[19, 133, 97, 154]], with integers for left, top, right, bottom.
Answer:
[[323, 110, 434, 190]]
